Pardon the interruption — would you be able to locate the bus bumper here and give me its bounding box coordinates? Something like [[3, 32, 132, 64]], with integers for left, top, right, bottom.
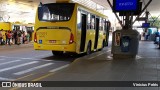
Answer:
[[34, 43, 76, 52]]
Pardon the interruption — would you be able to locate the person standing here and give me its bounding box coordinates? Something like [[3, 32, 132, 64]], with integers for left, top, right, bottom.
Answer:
[[26, 32, 30, 43], [7, 31, 12, 45], [17, 30, 21, 45], [5, 31, 8, 45], [13, 29, 17, 44], [22, 31, 26, 44], [0, 29, 3, 45], [154, 30, 160, 44], [146, 28, 152, 40]]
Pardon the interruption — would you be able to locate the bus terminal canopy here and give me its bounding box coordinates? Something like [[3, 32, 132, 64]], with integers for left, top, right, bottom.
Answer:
[[0, 0, 160, 23]]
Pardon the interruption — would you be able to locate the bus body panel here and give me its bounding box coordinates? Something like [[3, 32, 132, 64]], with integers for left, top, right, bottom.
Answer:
[[0, 22, 12, 31], [36, 29, 71, 45], [86, 30, 95, 51], [34, 43, 76, 52], [97, 31, 104, 49]]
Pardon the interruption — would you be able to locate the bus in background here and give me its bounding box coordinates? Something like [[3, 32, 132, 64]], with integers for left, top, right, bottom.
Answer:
[[0, 22, 12, 31], [0, 22, 25, 31], [0, 22, 12, 41], [0, 22, 27, 40], [24, 23, 34, 41], [34, 2, 110, 56]]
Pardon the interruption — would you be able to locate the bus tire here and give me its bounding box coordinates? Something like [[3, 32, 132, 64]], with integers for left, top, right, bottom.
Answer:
[[52, 51, 63, 56], [86, 42, 91, 55]]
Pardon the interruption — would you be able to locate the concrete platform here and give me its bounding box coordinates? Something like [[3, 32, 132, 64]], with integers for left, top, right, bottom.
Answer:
[[0, 42, 33, 50], [12, 41, 160, 90], [42, 41, 160, 81]]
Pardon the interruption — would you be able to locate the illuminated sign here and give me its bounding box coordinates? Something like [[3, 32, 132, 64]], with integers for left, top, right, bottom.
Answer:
[[113, 0, 138, 12], [142, 23, 150, 28]]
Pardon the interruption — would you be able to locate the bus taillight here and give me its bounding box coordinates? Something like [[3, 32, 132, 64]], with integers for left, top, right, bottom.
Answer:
[[34, 32, 37, 43], [69, 33, 74, 44]]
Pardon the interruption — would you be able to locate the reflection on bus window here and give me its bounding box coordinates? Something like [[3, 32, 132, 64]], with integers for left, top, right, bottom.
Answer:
[[87, 13, 91, 29], [91, 15, 95, 29], [38, 5, 50, 21], [38, 3, 75, 22], [77, 9, 81, 29]]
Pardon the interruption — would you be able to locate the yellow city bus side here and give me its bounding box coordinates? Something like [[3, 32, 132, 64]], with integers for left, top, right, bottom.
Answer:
[[76, 4, 107, 53], [97, 31, 105, 49]]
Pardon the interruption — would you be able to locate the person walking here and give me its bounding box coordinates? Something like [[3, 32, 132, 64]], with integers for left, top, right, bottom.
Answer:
[[17, 30, 22, 45]]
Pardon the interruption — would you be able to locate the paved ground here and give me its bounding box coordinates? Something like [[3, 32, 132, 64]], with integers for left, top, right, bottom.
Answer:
[[11, 41, 160, 90], [0, 43, 79, 90], [0, 41, 160, 90]]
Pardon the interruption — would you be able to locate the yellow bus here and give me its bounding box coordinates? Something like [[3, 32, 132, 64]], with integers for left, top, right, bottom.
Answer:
[[0, 22, 25, 31], [0, 22, 12, 40], [0, 22, 30, 40], [34, 2, 110, 56]]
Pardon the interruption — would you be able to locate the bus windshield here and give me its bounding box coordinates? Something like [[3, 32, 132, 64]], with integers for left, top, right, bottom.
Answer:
[[38, 3, 75, 22]]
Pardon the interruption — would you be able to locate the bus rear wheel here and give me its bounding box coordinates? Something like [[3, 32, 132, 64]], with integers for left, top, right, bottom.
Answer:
[[86, 42, 91, 55], [52, 51, 63, 56]]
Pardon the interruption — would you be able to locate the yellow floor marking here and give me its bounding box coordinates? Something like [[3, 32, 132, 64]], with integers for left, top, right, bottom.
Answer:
[[9, 73, 54, 90], [32, 73, 54, 81], [12, 73, 34, 81]]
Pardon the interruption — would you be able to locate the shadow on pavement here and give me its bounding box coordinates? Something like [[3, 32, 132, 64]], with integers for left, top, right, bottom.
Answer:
[[41, 54, 86, 62]]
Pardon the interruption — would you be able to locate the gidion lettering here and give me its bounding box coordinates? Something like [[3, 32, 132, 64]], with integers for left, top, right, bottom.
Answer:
[[119, 2, 134, 6]]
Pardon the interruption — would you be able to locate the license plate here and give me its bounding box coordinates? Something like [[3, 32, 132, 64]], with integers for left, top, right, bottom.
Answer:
[[49, 40, 56, 43]]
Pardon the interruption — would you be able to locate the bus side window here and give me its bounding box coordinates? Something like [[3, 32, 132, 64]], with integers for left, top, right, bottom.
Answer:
[[104, 19, 107, 33], [38, 6, 43, 21], [102, 18, 105, 31], [77, 9, 81, 30], [99, 18, 104, 31], [91, 15, 95, 30], [87, 13, 91, 30], [99, 18, 102, 31]]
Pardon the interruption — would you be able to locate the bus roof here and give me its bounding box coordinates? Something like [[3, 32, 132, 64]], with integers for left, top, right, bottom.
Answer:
[[43, 2, 108, 19], [75, 3, 108, 19]]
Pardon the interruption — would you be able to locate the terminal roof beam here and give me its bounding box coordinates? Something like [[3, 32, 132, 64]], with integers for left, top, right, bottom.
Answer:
[[132, 0, 153, 25], [107, 0, 123, 28]]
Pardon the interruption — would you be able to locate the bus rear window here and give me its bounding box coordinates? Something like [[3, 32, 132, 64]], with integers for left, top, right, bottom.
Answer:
[[38, 3, 75, 22]]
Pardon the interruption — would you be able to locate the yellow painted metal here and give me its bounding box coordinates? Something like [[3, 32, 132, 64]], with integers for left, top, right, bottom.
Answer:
[[34, 3, 108, 54], [0, 22, 12, 31]]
